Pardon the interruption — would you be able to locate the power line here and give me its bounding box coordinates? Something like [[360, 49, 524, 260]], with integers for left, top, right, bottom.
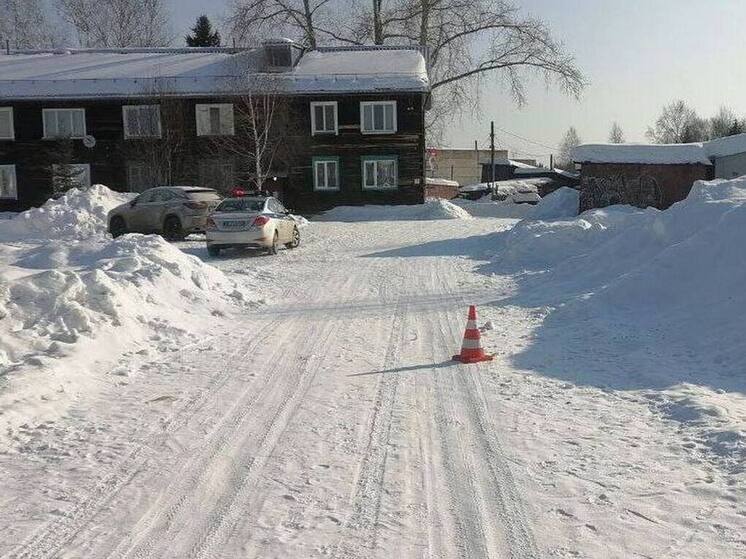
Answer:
[[493, 125, 559, 151]]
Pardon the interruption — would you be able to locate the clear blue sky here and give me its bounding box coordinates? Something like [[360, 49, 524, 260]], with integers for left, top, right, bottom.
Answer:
[[170, 0, 746, 163]]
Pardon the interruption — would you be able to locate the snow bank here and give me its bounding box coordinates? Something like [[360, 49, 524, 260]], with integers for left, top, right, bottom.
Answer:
[[0, 184, 132, 240], [0, 234, 246, 370], [526, 187, 579, 220], [0, 185, 260, 436], [450, 197, 534, 219], [317, 199, 472, 222], [494, 178, 746, 469]]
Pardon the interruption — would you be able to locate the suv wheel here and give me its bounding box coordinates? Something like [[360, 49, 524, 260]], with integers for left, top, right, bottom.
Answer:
[[163, 216, 185, 241], [285, 226, 300, 249], [267, 231, 279, 255], [110, 216, 127, 238]]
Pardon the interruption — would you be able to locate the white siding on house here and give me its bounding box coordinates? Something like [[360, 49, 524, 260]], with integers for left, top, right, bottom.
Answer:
[[714, 152, 746, 180]]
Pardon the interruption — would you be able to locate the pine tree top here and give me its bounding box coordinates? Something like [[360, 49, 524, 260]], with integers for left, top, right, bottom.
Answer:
[[186, 15, 221, 48]]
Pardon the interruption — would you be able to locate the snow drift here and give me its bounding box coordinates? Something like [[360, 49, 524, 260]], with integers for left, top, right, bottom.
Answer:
[[492, 178, 746, 470], [526, 187, 579, 220], [318, 199, 472, 222], [0, 185, 259, 434], [0, 184, 133, 240]]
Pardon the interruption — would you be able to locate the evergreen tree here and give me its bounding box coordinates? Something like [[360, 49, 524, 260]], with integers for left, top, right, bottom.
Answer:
[[727, 118, 745, 137], [185, 15, 221, 47]]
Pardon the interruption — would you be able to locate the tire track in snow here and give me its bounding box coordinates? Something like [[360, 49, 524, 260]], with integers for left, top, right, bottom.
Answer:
[[5, 319, 284, 559], [433, 259, 539, 558], [106, 264, 376, 558], [330, 299, 408, 559]]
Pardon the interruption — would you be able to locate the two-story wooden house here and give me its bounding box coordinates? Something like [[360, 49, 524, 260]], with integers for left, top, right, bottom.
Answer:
[[0, 41, 430, 212]]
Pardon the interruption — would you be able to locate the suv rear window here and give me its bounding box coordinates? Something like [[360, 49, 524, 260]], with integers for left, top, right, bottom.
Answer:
[[185, 189, 221, 201], [216, 198, 265, 212]]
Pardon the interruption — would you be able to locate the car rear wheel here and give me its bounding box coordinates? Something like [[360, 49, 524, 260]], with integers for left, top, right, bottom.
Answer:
[[207, 245, 221, 257], [285, 226, 300, 249], [267, 231, 279, 255], [163, 216, 185, 241], [110, 216, 127, 238]]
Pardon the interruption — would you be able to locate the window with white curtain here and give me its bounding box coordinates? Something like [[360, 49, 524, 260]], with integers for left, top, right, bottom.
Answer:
[[360, 101, 397, 134], [310, 102, 338, 135], [362, 157, 397, 189], [0, 165, 17, 199], [196, 104, 235, 136], [0, 108, 14, 140], [313, 157, 340, 190], [43, 109, 86, 139]]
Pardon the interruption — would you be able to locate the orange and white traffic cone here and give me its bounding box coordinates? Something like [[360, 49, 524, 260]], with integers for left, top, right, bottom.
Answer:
[[453, 305, 494, 364]]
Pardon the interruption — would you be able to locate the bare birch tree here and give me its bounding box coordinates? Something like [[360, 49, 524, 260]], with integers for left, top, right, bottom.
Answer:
[[0, 0, 62, 49], [609, 121, 625, 144], [557, 126, 580, 170], [208, 78, 297, 192], [57, 0, 172, 47], [646, 100, 708, 144]]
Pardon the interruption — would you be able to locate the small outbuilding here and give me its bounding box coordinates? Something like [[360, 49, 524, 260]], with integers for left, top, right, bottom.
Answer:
[[574, 134, 746, 211]]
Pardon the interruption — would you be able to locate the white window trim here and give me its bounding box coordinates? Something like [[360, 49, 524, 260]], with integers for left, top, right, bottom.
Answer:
[[360, 101, 397, 135], [0, 107, 15, 140], [310, 101, 338, 136], [362, 157, 398, 190], [52, 163, 91, 189], [0, 165, 18, 199], [313, 157, 340, 191], [42, 108, 87, 139], [122, 105, 162, 139], [195, 103, 235, 137]]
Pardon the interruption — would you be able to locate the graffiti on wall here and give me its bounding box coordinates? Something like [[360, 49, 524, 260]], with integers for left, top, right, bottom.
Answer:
[[581, 174, 663, 210]]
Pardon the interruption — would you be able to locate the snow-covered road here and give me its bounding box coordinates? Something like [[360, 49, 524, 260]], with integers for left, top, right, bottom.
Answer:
[[2, 215, 744, 558]]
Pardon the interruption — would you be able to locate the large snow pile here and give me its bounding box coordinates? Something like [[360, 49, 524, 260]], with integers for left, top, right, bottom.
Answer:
[[526, 187, 579, 220], [318, 199, 472, 222], [492, 178, 746, 469], [0, 184, 132, 240], [0, 185, 261, 434], [0, 235, 247, 370]]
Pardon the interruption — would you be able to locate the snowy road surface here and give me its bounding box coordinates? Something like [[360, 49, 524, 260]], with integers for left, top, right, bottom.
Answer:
[[2, 217, 744, 558]]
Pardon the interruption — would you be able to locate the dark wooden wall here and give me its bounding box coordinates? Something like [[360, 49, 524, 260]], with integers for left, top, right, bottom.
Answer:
[[0, 92, 427, 213]]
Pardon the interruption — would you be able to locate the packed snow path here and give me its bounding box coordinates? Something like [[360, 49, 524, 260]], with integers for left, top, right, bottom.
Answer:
[[2, 217, 744, 558]]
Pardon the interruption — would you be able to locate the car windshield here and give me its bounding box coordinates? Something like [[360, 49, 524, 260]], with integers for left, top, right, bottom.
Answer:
[[215, 198, 265, 213]]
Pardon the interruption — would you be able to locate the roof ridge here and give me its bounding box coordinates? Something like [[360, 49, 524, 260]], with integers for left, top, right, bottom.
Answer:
[[5, 47, 256, 56]]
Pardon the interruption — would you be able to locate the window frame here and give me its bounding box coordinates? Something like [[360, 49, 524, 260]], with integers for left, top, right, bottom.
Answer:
[[312, 156, 340, 191], [310, 101, 339, 136], [360, 101, 397, 135], [198, 159, 235, 192], [122, 104, 162, 140], [0, 164, 18, 200], [0, 108, 15, 140], [42, 108, 87, 140], [361, 155, 398, 190], [195, 103, 235, 137]]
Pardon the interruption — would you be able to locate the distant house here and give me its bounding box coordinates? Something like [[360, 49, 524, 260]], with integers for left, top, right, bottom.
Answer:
[[426, 147, 508, 186], [573, 134, 746, 211], [0, 42, 431, 212], [480, 158, 539, 181]]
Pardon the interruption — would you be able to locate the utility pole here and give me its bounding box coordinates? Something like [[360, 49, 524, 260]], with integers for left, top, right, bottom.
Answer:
[[490, 121, 495, 192]]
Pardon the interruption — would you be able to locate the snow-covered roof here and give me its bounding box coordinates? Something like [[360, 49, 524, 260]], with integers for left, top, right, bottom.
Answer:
[[573, 143, 713, 166], [0, 45, 429, 100], [703, 133, 746, 159]]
